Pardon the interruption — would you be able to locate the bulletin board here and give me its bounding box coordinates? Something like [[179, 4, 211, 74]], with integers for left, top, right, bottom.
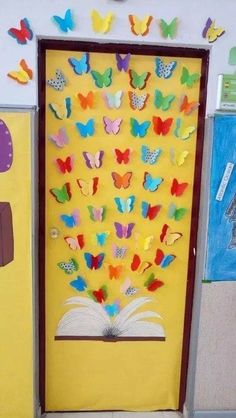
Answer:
[[38, 40, 208, 412]]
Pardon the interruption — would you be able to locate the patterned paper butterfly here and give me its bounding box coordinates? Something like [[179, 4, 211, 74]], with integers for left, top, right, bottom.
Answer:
[[60, 210, 80, 228], [116, 53, 131, 72], [131, 254, 152, 274], [112, 244, 127, 259], [141, 201, 162, 220], [154, 89, 175, 111], [160, 224, 182, 246], [179, 95, 199, 115], [7, 59, 33, 84], [155, 57, 177, 79], [143, 172, 164, 192], [128, 91, 149, 110], [159, 18, 178, 39], [170, 148, 189, 167], [70, 276, 87, 292], [141, 145, 162, 165], [171, 178, 188, 197], [88, 285, 107, 303], [68, 53, 90, 75], [128, 15, 153, 36], [88, 206, 106, 222], [103, 117, 122, 134], [144, 273, 164, 292], [130, 118, 151, 137], [114, 195, 135, 213], [47, 69, 66, 91], [129, 69, 151, 90], [180, 67, 200, 88], [174, 118, 196, 140], [120, 278, 138, 296], [202, 17, 225, 43], [77, 177, 99, 196], [49, 128, 69, 148], [55, 156, 73, 174], [91, 68, 112, 88], [114, 148, 131, 164], [154, 248, 176, 268], [52, 9, 75, 33], [83, 151, 104, 169], [103, 91, 123, 109], [50, 182, 71, 203], [57, 258, 78, 274], [91, 10, 113, 34], [49, 97, 71, 120], [135, 234, 154, 251], [168, 203, 187, 221], [108, 265, 123, 279], [111, 172, 132, 189], [75, 119, 95, 137], [77, 91, 94, 109], [8, 18, 33, 44], [114, 222, 135, 239], [84, 252, 105, 270], [64, 234, 84, 250], [153, 116, 173, 135]]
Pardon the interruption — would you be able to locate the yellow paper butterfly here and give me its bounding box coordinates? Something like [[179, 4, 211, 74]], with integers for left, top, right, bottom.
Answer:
[[128, 15, 153, 36], [160, 224, 182, 246], [174, 118, 196, 140], [91, 9, 113, 34], [202, 18, 225, 43], [77, 177, 99, 196], [170, 148, 189, 167], [135, 234, 154, 251], [7, 59, 33, 84]]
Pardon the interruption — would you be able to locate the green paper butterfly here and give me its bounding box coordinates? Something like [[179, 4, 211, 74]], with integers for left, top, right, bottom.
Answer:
[[159, 17, 178, 39], [50, 182, 71, 203], [168, 203, 187, 221], [154, 89, 176, 111], [91, 68, 112, 88], [57, 258, 79, 274], [180, 67, 200, 88], [129, 69, 151, 90]]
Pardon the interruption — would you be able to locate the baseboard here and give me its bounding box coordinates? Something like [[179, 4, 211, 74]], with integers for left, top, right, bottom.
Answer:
[[193, 411, 236, 418]]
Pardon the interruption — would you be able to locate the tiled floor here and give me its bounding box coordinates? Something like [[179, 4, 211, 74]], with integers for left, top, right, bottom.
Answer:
[[45, 412, 182, 418]]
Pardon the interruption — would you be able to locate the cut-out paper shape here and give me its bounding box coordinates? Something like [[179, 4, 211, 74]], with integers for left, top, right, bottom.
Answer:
[[77, 91, 94, 109], [116, 53, 131, 72], [131, 254, 152, 274], [47, 69, 66, 91], [68, 53, 90, 75], [160, 224, 183, 246], [143, 172, 164, 192], [112, 244, 127, 259], [103, 91, 123, 109], [88, 205, 106, 222], [141, 201, 161, 220], [0, 120, 13, 173], [64, 234, 84, 250], [8, 18, 33, 44], [55, 156, 73, 174], [91, 10, 113, 34], [179, 95, 199, 115], [49, 97, 71, 120], [50, 183, 71, 203], [154, 89, 175, 111], [50, 227, 60, 239], [103, 116, 122, 134], [114, 222, 135, 239], [111, 172, 132, 189], [114, 148, 131, 164], [128, 91, 149, 110], [170, 148, 189, 167], [49, 127, 69, 148], [180, 67, 200, 88], [144, 273, 164, 292], [70, 276, 87, 292], [174, 118, 196, 140], [60, 210, 80, 228], [141, 145, 162, 165], [83, 151, 104, 169], [153, 116, 173, 136], [168, 203, 187, 221], [52, 9, 75, 33], [155, 57, 177, 79], [129, 69, 151, 90], [91, 68, 112, 88], [154, 248, 176, 268], [108, 264, 123, 279], [94, 231, 110, 246], [120, 278, 138, 296], [0, 202, 14, 266], [171, 178, 188, 197], [114, 195, 135, 213], [88, 285, 108, 303], [228, 47, 236, 65], [130, 118, 150, 137], [75, 119, 95, 137], [128, 15, 153, 36], [84, 252, 105, 270], [202, 17, 225, 43], [7, 59, 33, 84], [104, 301, 120, 317], [77, 177, 99, 196], [135, 234, 154, 251], [57, 258, 79, 274], [159, 18, 178, 39]]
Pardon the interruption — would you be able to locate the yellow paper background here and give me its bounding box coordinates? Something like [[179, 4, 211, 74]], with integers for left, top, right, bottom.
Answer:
[[45, 49, 202, 411]]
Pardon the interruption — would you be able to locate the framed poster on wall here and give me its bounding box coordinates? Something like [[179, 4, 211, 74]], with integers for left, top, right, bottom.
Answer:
[[38, 39, 209, 412]]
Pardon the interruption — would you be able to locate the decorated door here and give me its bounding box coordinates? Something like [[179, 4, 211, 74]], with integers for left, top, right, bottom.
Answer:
[[38, 40, 208, 412]]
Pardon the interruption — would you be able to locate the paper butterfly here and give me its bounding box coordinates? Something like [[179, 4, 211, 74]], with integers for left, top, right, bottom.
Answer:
[[174, 118, 196, 140], [129, 69, 151, 90], [180, 67, 200, 88], [168, 203, 187, 221], [114, 222, 135, 239], [70, 276, 87, 292], [60, 210, 80, 228], [160, 224, 183, 246], [91, 10, 113, 34], [155, 57, 177, 79], [202, 17, 225, 43], [47, 69, 66, 91], [143, 172, 164, 192], [103, 117, 122, 135], [75, 119, 95, 137], [84, 252, 105, 270], [49, 97, 71, 120], [153, 116, 173, 136], [135, 234, 154, 251], [7, 59, 33, 84], [131, 254, 152, 274], [116, 53, 131, 72], [128, 91, 149, 110], [49, 127, 69, 148], [68, 53, 90, 75], [77, 178, 99, 196], [8, 18, 33, 44], [88, 285, 107, 303], [155, 249, 176, 268], [171, 178, 188, 197], [141, 201, 161, 220], [180, 95, 199, 115], [130, 118, 150, 137], [55, 156, 73, 174], [144, 273, 164, 292], [141, 145, 162, 165], [64, 234, 84, 250], [159, 17, 178, 39], [88, 205, 106, 222], [104, 301, 120, 317], [94, 232, 110, 247], [57, 258, 78, 274], [103, 91, 123, 109], [128, 15, 153, 36], [50, 183, 71, 203], [120, 278, 138, 296], [52, 9, 75, 32], [114, 195, 135, 213], [154, 89, 175, 111], [91, 68, 112, 88], [111, 172, 132, 189], [108, 265, 123, 280], [77, 91, 94, 109], [83, 151, 104, 169], [170, 148, 189, 167], [112, 244, 127, 259], [114, 148, 131, 164]]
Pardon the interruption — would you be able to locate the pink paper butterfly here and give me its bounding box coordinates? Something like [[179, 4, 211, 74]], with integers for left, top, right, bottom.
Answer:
[[112, 244, 127, 258], [82, 151, 104, 169], [49, 127, 69, 148], [114, 222, 135, 239], [64, 234, 85, 250], [88, 205, 106, 222], [103, 116, 122, 135]]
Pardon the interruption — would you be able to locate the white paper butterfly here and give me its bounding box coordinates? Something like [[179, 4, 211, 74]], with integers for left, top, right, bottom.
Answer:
[[103, 91, 123, 109]]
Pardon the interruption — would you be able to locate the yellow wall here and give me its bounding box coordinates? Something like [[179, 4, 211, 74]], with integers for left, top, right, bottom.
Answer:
[[0, 112, 34, 418]]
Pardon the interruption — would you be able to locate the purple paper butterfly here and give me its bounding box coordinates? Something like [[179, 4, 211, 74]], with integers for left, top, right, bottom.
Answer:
[[114, 222, 135, 239], [82, 151, 104, 169], [116, 53, 131, 72]]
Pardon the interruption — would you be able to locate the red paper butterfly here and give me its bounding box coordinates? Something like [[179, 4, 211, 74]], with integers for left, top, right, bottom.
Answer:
[[152, 116, 173, 135], [131, 254, 152, 274], [144, 273, 164, 292], [8, 18, 33, 45], [171, 178, 188, 197], [114, 148, 131, 164], [55, 156, 73, 174]]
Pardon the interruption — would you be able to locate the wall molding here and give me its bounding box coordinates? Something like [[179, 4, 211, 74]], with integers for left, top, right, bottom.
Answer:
[[193, 411, 236, 418]]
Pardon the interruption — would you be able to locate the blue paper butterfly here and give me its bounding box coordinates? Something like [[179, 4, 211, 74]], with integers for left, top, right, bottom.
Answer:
[[155, 57, 177, 79], [141, 145, 162, 165], [52, 9, 75, 33], [143, 172, 164, 192], [75, 119, 95, 137], [159, 254, 175, 268], [114, 196, 135, 213], [70, 276, 87, 291], [60, 210, 79, 228], [104, 302, 120, 317], [95, 232, 110, 246], [68, 53, 90, 75], [84, 252, 105, 270], [130, 118, 151, 138]]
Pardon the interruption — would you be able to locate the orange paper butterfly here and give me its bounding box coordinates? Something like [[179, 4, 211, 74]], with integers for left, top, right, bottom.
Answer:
[[77, 91, 94, 109], [179, 95, 199, 115], [111, 172, 132, 189], [108, 264, 123, 279]]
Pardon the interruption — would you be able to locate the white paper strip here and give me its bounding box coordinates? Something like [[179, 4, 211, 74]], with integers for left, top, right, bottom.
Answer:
[[216, 162, 234, 201]]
